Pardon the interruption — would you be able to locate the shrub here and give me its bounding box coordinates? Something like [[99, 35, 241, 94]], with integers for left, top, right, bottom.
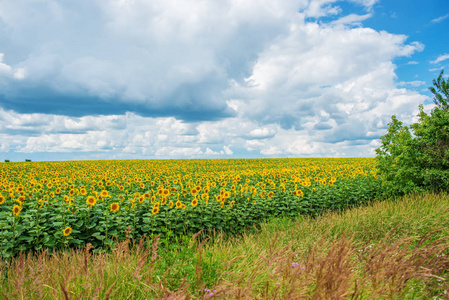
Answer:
[[375, 70, 449, 196]]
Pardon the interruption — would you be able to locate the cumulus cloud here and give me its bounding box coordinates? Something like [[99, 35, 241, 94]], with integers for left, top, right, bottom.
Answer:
[[331, 13, 372, 26], [0, 0, 430, 159]]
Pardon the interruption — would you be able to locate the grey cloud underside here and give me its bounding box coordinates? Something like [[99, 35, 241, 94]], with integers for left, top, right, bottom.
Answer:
[[0, 86, 235, 121]]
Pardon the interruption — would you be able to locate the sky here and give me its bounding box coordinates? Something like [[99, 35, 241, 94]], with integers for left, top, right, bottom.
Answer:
[[0, 0, 448, 162]]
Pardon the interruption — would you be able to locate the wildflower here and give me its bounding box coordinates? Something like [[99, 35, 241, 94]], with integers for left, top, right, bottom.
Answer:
[[111, 202, 119, 212], [86, 196, 96, 206], [63, 227, 72, 236], [13, 205, 21, 216]]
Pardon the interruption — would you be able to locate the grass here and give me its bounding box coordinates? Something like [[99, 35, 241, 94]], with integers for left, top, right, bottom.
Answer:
[[1, 192, 449, 299]]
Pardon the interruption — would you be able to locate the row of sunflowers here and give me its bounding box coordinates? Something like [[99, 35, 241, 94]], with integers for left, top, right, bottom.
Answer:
[[0, 158, 381, 257]]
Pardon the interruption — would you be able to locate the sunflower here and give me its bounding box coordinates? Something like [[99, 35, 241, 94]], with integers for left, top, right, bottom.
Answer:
[[161, 197, 167, 205], [152, 206, 159, 215], [191, 198, 198, 207], [17, 195, 25, 204], [0, 195, 5, 204], [100, 190, 110, 198], [138, 195, 145, 204], [294, 190, 304, 197], [110, 202, 119, 212], [80, 188, 87, 196], [176, 200, 182, 209], [13, 205, 21, 216], [230, 200, 235, 208], [169, 201, 174, 208], [63, 227, 72, 237], [86, 196, 96, 206]]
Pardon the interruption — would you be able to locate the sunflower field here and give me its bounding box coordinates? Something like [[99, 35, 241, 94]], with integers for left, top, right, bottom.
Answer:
[[0, 158, 381, 257]]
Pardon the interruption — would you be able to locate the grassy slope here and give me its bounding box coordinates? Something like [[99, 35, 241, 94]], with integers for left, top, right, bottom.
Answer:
[[1, 192, 449, 299]]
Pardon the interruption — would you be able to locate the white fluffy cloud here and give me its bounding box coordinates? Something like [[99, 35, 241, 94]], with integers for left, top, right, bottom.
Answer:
[[0, 0, 430, 160]]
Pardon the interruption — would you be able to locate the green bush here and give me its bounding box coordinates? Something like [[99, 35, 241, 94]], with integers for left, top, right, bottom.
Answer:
[[376, 70, 449, 196]]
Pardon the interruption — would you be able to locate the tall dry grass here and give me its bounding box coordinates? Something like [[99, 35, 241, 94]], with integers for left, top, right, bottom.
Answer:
[[1, 192, 449, 299]]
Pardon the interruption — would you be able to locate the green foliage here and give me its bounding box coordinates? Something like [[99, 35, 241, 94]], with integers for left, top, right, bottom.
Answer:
[[376, 70, 449, 195], [0, 173, 381, 258]]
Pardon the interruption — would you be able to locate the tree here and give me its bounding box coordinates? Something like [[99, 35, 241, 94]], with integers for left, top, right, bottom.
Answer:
[[375, 70, 449, 196]]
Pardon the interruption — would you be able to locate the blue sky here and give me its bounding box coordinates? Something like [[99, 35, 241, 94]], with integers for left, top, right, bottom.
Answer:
[[0, 0, 448, 161]]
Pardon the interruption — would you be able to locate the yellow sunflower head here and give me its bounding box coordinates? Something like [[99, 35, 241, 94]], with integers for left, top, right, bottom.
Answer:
[[63, 227, 72, 237], [86, 196, 96, 206], [110, 202, 119, 212], [13, 204, 21, 216]]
